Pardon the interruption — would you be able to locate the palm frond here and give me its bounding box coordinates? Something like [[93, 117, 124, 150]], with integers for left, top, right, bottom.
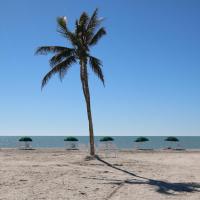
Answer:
[[89, 56, 104, 85], [42, 56, 76, 88], [75, 20, 86, 48], [89, 27, 106, 46], [75, 20, 80, 36], [86, 9, 104, 42], [49, 48, 75, 67], [88, 8, 98, 29], [57, 17, 80, 47], [87, 9, 102, 32], [35, 46, 67, 55], [79, 12, 90, 31], [58, 56, 76, 80]]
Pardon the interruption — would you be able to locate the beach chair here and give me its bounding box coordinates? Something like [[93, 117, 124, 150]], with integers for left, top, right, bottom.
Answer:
[[97, 141, 118, 158], [65, 141, 79, 150], [64, 137, 79, 150], [18, 141, 33, 150]]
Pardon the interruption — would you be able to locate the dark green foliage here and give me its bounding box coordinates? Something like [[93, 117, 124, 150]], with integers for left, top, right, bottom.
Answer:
[[134, 137, 149, 143], [165, 137, 179, 142], [100, 136, 114, 142], [35, 8, 106, 89], [19, 137, 32, 142], [64, 137, 79, 141]]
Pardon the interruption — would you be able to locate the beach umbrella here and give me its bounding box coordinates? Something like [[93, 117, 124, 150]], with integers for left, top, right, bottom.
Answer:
[[165, 137, 179, 142], [134, 137, 149, 143], [19, 136, 33, 142], [165, 137, 179, 149], [18, 137, 33, 149], [134, 137, 149, 149], [100, 136, 114, 142], [64, 137, 79, 142], [64, 137, 79, 150]]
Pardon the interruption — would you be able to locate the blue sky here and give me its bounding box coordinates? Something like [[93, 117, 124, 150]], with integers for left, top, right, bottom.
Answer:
[[0, 0, 200, 136]]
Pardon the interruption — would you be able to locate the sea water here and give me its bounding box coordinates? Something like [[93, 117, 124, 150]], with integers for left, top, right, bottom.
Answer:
[[0, 136, 200, 149]]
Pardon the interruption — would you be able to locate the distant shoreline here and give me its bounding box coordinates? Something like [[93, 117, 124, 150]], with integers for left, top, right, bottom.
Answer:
[[1, 147, 200, 152]]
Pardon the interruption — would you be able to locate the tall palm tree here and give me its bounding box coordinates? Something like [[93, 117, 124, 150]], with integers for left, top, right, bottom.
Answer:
[[35, 9, 106, 156]]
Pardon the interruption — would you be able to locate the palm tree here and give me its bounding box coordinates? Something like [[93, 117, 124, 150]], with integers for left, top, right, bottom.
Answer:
[[35, 9, 106, 156]]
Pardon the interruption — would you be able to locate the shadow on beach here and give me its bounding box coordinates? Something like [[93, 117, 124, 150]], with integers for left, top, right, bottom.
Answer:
[[94, 156, 200, 196]]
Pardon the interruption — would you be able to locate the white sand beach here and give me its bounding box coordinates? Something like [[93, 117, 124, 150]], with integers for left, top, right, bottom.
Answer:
[[0, 149, 199, 200]]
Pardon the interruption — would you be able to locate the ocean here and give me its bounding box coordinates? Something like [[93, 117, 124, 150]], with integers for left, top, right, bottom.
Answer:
[[0, 136, 200, 149]]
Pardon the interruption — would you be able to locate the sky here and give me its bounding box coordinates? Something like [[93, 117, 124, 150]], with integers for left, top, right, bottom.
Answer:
[[0, 0, 200, 136]]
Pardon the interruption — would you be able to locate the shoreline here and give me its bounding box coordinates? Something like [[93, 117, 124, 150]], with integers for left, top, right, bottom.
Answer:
[[1, 147, 200, 152]]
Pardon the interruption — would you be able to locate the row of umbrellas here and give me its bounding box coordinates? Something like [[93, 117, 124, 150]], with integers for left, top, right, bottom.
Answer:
[[18, 136, 179, 142], [134, 136, 179, 142]]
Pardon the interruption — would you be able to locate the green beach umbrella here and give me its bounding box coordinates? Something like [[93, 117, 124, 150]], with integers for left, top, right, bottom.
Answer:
[[100, 136, 114, 142], [165, 137, 179, 142], [134, 137, 149, 143], [19, 137, 32, 142], [64, 137, 79, 142]]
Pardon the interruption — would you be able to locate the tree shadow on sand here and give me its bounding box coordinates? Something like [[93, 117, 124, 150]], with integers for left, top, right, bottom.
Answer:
[[95, 155, 200, 196]]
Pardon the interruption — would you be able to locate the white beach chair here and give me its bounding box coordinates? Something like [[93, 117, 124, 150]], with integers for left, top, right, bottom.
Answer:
[[65, 141, 79, 150], [97, 141, 118, 158], [18, 141, 33, 150]]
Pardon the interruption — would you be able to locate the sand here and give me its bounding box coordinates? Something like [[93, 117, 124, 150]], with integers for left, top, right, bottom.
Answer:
[[0, 149, 199, 200]]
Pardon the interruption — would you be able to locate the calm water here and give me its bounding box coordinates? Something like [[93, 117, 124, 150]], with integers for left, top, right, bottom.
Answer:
[[0, 136, 200, 149]]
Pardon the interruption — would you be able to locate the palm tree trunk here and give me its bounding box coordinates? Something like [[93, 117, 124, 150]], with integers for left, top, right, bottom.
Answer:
[[80, 61, 95, 156]]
